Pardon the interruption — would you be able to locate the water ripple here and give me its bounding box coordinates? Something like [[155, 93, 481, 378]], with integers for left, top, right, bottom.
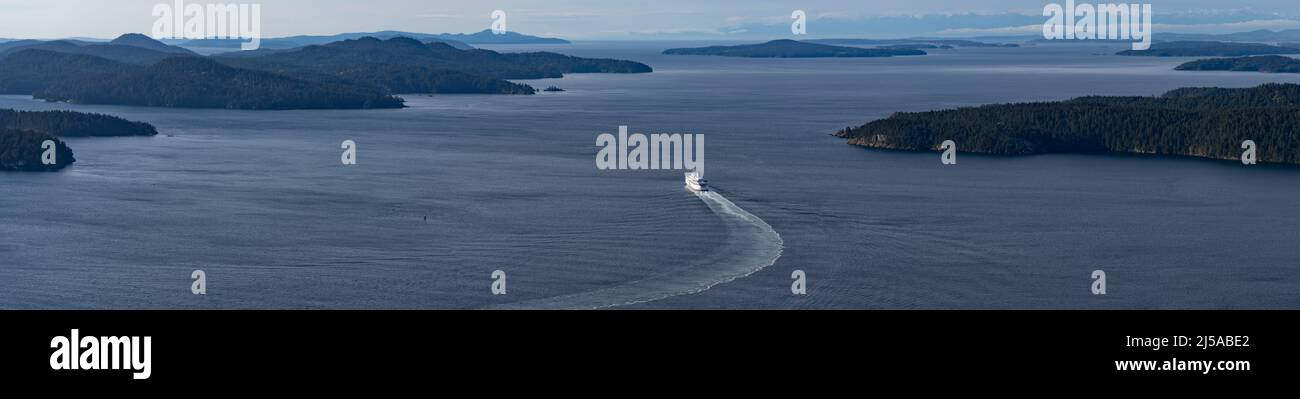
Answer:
[[487, 190, 784, 309]]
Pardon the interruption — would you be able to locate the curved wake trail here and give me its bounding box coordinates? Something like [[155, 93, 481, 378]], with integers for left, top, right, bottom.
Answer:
[[487, 191, 784, 310]]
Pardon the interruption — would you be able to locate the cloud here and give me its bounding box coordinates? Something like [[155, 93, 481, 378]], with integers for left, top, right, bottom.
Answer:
[[414, 13, 466, 20], [1155, 18, 1300, 33], [510, 10, 603, 19], [7, 1, 1300, 41], [931, 18, 1300, 38]]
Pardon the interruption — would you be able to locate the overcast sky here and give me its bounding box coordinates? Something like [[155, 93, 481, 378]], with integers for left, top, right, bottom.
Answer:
[[3, 0, 1300, 40]]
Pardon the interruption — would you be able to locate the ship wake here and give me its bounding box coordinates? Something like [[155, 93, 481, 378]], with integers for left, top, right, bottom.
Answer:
[[487, 190, 784, 310]]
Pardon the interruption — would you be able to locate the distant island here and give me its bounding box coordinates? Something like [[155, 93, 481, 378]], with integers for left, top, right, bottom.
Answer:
[[1, 109, 157, 137], [179, 29, 568, 50], [0, 109, 158, 171], [1117, 41, 1300, 57], [0, 34, 651, 109], [663, 39, 926, 58], [876, 44, 952, 50], [806, 39, 1019, 48], [214, 37, 650, 80], [1157, 29, 1300, 43], [424, 29, 570, 45], [835, 83, 1300, 164], [181, 32, 472, 51], [35, 55, 408, 109], [1175, 55, 1300, 73]]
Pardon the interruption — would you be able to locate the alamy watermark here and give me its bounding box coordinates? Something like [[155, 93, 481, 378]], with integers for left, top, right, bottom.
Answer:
[[491, 10, 508, 35], [40, 140, 57, 165], [341, 140, 357, 165], [50, 329, 152, 380], [492, 270, 507, 295], [791, 10, 807, 35], [151, 1, 262, 50], [1043, 1, 1152, 50], [192, 270, 207, 295], [596, 126, 704, 174], [940, 140, 957, 165]]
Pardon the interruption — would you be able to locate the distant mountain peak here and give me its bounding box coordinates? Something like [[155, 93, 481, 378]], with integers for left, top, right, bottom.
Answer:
[[110, 33, 196, 55], [111, 33, 159, 44], [439, 29, 570, 44], [663, 40, 926, 58], [379, 36, 425, 46], [110, 33, 171, 50], [324, 36, 433, 51]]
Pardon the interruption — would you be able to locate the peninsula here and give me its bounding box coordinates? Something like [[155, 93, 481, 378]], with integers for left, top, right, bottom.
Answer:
[[1117, 41, 1300, 57], [0, 109, 158, 171], [663, 39, 926, 58], [1175, 56, 1300, 73], [835, 83, 1300, 164]]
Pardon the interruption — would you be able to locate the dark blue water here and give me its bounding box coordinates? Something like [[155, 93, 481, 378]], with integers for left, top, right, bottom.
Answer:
[[3, 42, 1299, 309]]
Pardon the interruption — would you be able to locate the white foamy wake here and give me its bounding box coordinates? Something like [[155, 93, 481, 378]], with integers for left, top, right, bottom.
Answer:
[[487, 190, 784, 310]]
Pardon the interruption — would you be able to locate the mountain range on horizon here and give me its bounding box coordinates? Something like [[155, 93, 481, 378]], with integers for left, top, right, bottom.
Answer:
[[1, 29, 569, 53], [13, 28, 1300, 49], [9, 4, 1300, 41], [904, 29, 1300, 45], [155, 29, 569, 51], [0, 33, 650, 110], [177, 28, 1300, 51]]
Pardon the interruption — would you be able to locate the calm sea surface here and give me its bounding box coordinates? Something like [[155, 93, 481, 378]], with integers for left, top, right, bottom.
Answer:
[[2, 41, 1298, 309]]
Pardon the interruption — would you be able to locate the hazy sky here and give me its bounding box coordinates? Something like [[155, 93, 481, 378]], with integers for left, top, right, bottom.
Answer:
[[3, 0, 1300, 40]]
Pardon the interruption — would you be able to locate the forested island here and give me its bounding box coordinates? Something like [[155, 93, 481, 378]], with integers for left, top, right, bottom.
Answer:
[[181, 31, 472, 50], [1117, 41, 1300, 57], [663, 39, 925, 58], [0, 34, 651, 109], [806, 39, 1019, 48], [1175, 55, 1300, 73], [0, 129, 72, 171], [1, 109, 157, 137], [422, 29, 570, 44], [866, 44, 952, 50], [215, 37, 650, 81], [34, 56, 406, 109], [0, 109, 158, 171], [835, 83, 1300, 164]]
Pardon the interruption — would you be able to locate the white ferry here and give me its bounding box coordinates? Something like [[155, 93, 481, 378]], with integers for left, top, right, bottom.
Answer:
[[685, 170, 709, 192]]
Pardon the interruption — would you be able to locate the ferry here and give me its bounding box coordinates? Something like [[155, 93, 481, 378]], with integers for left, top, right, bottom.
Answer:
[[685, 170, 709, 192]]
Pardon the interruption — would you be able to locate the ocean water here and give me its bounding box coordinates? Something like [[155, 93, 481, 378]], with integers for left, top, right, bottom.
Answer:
[[2, 41, 1299, 309]]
